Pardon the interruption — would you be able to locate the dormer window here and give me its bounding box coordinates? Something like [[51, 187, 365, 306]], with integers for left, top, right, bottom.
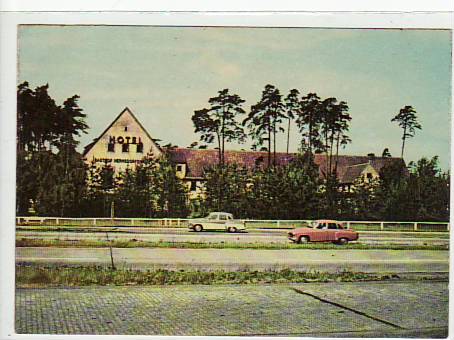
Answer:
[[366, 173, 373, 179], [175, 163, 186, 179], [124, 126, 128, 132]]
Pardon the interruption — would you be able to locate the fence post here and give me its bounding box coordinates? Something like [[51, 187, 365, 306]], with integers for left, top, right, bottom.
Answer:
[[277, 220, 280, 228], [380, 222, 384, 231], [93, 218, 97, 226], [177, 218, 181, 226], [347, 221, 351, 229], [56, 218, 59, 225], [131, 219, 134, 226], [447, 223, 450, 231], [413, 222, 418, 231]]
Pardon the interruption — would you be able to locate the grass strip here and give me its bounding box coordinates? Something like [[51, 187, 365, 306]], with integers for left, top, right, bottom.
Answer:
[[16, 264, 402, 287], [16, 238, 448, 250]]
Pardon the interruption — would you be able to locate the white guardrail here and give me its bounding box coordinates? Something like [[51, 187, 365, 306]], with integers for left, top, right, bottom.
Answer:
[[16, 217, 450, 232]]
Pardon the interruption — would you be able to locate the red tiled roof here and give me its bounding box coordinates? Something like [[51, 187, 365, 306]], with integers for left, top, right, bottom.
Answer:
[[166, 148, 295, 178], [166, 148, 405, 182]]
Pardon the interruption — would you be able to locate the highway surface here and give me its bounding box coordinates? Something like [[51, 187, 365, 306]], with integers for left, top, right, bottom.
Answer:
[[16, 247, 449, 273], [16, 227, 449, 246]]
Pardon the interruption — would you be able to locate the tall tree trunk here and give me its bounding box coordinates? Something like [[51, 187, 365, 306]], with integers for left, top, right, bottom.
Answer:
[[60, 137, 70, 217], [273, 124, 276, 166], [216, 130, 223, 208], [308, 119, 313, 154], [286, 117, 291, 154], [267, 115, 271, 168], [216, 132, 222, 165], [335, 132, 341, 174], [329, 130, 335, 177], [222, 136, 225, 165], [221, 111, 225, 166], [401, 125, 407, 158]]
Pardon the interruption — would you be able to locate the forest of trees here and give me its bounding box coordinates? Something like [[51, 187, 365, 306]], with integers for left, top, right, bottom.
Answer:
[[16, 82, 449, 221]]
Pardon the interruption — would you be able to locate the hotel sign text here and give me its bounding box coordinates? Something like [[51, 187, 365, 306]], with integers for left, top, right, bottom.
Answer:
[[93, 157, 143, 164], [109, 136, 143, 144]]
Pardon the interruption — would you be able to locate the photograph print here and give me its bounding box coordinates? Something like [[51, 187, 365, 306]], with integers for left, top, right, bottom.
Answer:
[[15, 24, 450, 337]]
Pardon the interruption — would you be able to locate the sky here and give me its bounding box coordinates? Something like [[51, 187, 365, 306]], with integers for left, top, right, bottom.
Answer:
[[18, 26, 452, 170]]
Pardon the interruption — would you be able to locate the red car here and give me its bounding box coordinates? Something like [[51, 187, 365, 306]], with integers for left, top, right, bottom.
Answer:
[[288, 220, 359, 245]]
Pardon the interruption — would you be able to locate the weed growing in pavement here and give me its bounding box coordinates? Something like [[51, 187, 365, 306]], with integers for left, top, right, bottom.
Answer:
[[16, 264, 403, 287], [15, 238, 449, 251]]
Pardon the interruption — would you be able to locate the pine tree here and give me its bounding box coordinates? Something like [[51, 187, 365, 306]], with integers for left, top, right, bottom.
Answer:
[[243, 85, 286, 167], [284, 89, 300, 154], [297, 93, 323, 154], [192, 89, 246, 165], [391, 105, 421, 158]]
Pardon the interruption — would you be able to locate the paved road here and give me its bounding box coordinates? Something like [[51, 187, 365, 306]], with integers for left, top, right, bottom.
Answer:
[[15, 281, 448, 336], [16, 229, 450, 246], [16, 247, 449, 273]]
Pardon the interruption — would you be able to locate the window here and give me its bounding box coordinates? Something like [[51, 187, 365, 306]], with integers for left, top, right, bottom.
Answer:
[[107, 143, 115, 152], [328, 223, 338, 229], [122, 143, 129, 152], [124, 126, 128, 131], [176, 164, 183, 172], [136, 143, 143, 153], [190, 180, 197, 191], [219, 214, 227, 220], [316, 223, 326, 229], [366, 173, 373, 179], [208, 213, 217, 220]]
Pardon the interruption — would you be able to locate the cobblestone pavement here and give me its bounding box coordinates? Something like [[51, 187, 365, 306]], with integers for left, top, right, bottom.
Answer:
[[15, 281, 448, 336]]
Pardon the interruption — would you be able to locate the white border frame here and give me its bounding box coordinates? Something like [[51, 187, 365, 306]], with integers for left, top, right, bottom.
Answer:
[[0, 1, 453, 12], [1, 11, 453, 340]]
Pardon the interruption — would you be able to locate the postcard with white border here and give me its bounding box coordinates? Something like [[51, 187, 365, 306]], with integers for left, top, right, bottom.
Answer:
[[1, 11, 452, 339]]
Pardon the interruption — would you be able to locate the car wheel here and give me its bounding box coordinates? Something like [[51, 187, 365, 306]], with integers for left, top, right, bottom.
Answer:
[[297, 236, 309, 244], [193, 224, 203, 232], [338, 237, 349, 245], [228, 226, 237, 233]]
